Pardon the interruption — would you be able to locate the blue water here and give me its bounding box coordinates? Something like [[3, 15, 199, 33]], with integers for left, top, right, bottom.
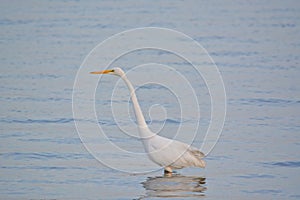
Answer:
[[1, 0, 300, 199]]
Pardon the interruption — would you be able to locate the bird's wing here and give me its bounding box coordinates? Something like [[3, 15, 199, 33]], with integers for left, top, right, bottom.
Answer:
[[170, 142, 206, 169], [146, 136, 206, 168], [187, 146, 205, 158]]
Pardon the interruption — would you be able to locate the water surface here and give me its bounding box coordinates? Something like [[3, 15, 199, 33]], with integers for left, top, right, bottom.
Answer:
[[1, 0, 300, 199]]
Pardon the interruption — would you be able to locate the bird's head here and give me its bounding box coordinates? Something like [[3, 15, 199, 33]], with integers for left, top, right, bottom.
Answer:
[[90, 67, 125, 77]]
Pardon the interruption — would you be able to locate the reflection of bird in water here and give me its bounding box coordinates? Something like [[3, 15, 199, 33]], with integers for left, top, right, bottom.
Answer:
[[141, 174, 206, 199], [90, 68, 206, 174]]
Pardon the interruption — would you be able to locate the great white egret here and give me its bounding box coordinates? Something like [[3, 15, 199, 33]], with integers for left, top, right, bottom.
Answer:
[[90, 67, 206, 173]]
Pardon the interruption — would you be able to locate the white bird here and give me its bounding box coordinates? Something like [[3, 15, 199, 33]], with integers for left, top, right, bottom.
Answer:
[[90, 67, 206, 173]]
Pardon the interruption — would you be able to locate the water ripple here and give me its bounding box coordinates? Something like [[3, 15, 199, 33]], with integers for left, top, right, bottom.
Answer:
[[242, 189, 282, 194], [0, 165, 86, 171], [147, 118, 182, 124], [263, 161, 300, 168], [19, 138, 82, 145], [1, 96, 71, 102], [139, 84, 168, 90], [1, 152, 93, 161], [1, 118, 74, 124], [238, 98, 300, 107], [235, 174, 275, 179]]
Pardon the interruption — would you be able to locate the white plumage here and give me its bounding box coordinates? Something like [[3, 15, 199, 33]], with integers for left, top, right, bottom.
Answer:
[[90, 67, 205, 173]]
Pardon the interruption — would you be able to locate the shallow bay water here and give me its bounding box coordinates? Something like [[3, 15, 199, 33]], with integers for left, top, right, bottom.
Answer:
[[1, 0, 300, 199]]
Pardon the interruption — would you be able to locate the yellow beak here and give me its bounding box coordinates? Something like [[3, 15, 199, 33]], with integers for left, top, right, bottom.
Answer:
[[90, 69, 114, 74]]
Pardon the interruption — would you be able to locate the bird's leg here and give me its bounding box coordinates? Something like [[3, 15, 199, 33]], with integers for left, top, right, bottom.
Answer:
[[164, 166, 172, 174]]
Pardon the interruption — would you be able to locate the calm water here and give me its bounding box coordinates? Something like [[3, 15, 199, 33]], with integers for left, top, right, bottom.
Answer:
[[1, 0, 300, 199]]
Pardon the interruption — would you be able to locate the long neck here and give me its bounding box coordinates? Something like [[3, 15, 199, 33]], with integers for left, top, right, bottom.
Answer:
[[121, 74, 148, 129]]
